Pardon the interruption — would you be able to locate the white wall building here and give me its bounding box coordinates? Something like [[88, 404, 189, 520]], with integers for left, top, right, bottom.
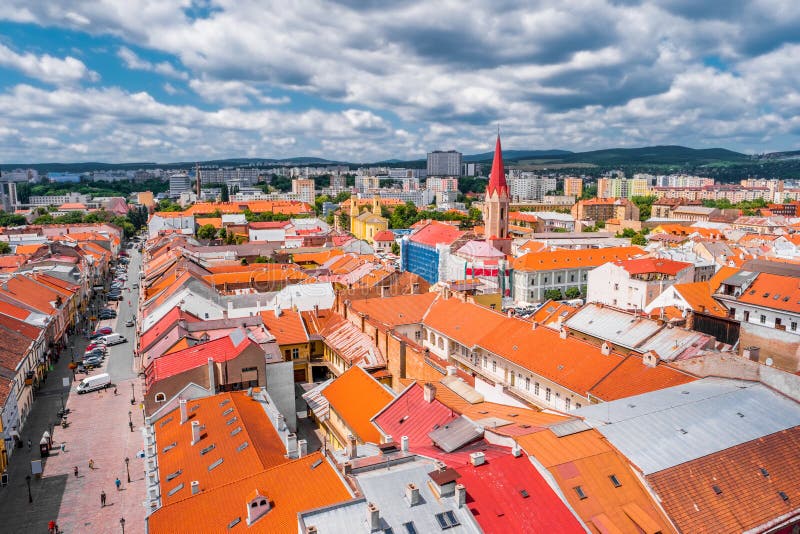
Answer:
[[587, 258, 695, 310]]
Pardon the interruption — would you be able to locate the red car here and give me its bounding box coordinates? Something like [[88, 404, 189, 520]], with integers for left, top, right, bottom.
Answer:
[[90, 327, 113, 337]]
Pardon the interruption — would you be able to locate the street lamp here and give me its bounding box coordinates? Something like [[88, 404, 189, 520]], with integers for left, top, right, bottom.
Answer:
[[25, 475, 32, 503], [125, 457, 130, 483], [120, 517, 126, 534]]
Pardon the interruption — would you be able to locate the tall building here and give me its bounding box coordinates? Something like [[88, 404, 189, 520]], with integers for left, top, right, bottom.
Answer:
[[425, 176, 459, 193], [507, 172, 557, 201], [292, 178, 316, 205], [168, 173, 192, 198], [330, 175, 347, 189], [483, 135, 511, 254], [426, 150, 462, 176], [563, 177, 583, 197]]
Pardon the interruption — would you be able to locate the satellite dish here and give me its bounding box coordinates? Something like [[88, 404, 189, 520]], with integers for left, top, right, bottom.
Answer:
[[765, 358, 773, 367]]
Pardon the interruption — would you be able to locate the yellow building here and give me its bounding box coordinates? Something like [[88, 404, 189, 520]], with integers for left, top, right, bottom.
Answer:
[[564, 177, 583, 197], [137, 191, 155, 209], [349, 196, 388, 243]]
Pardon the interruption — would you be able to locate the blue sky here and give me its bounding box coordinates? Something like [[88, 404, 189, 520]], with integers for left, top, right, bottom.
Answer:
[[1, 0, 799, 163]]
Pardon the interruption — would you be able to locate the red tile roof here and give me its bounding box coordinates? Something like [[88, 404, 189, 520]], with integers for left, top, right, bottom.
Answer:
[[321, 365, 394, 444], [409, 221, 465, 247], [259, 309, 308, 346], [647, 426, 800, 534], [348, 292, 438, 327], [371, 229, 395, 242], [613, 257, 692, 276], [145, 332, 256, 386], [513, 246, 645, 271], [139, 307, 201, 352]]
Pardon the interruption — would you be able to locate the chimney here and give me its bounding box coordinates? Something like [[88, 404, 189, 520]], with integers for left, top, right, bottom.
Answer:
[[601, 342, 611, 356], [469, 451, 485, 466], [286, 433, 298, 457], [744, 346, 760, 362], [455, 484, 466, 508], [277, 413, 286, 431], [411, 282, 419, 294], [383, 434, 392, 445], [507, 309, 513, 318], [346, 434, 358, 460], [643, 350, 659, 368], [274, 304, 282, 318], [401, 435, 409, 452], [559, 326, 568, 339], [446, 365, 457, 376], [512, 443, 522, 457], [179, 399, 188, 424], [380, 285, 389, 298], [367, 502, 381, 531], [306, 527, 318, 534], [423, 383, 436, 403], [191, 480, 200, 495], [191, 420, 201, 445], [405, 483, 420, 506], [313, 304, 320, 318], [298, 439, 307, 458], [531, 321, 538, 330], [207, 358, 216, 394]]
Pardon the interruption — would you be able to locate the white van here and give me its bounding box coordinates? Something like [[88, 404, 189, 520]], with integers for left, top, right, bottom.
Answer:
[[77, 373, 111, 394], [102, 333, 127, 346]]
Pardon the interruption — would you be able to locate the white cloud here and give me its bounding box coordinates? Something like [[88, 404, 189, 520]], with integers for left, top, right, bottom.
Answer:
[[163, 82, 179, 95], [117, 46, 188, 80], [0, 42, 98, 84]]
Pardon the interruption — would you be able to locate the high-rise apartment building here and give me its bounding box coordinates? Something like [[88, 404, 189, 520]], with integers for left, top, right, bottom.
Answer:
[[291, 178, 316, 205], [563, 177, 583, 197], [507, 172, 557, 201], [169, 173, 192, 198], [427, 150, 462, 176], [425, 176, 459, 193]]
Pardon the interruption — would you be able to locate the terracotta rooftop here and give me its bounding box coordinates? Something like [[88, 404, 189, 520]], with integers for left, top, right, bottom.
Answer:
[[613, 257, 692, 276], [737, 272, 800, 313], [348, 292, 438, 328], [409, 220, 465, 247], [513, 246, 645, 271], [259, 309, 308, 346], [321, 365, 394, 444]]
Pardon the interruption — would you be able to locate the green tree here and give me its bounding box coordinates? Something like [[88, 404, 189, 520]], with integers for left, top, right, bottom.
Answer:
[[544, 289, 563, 301], [0, 210, 26, 227], [157, 199, 183, 212], [631, 233, 647, 246], [197, 224, 218, 240], [390, 241, 400, 255], [0, 241, 11, 254], [631, 195, 657, 220], [220, 184, 229, 202], [580, 185, 598, 200], [565, 286, 582, 299]]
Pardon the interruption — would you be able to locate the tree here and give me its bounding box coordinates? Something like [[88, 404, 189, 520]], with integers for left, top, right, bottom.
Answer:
[[580, 185, 598, 200], [220, 184, 229, 202], [565, 286, 582, 299], [0, 241, 11, 254], [544, 289, 563, 301], [197, 224, 218, 240], [0, 210, 26, 227], [390, 241, 400, 255], [631, 233, 647, 246], [631, 195, 656, 220]]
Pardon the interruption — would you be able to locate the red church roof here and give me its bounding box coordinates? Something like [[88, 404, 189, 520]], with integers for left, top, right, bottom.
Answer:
[[486, 134, 508, 196]]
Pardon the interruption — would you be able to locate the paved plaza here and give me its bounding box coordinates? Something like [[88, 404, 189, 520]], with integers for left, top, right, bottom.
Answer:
[[0, 249, 145, 533]]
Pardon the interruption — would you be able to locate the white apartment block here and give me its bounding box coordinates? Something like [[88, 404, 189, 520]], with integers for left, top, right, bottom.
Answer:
[[426, 176, 459, 193], [28, 192, 91, 206], [507, 172, 556, 201]]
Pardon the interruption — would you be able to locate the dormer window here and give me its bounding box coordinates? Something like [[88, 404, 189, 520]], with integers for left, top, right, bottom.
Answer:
[[246, 490, 271, 525]]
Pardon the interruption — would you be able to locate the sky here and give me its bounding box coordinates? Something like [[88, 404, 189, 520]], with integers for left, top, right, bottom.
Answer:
[[1, 0, 800, 163]]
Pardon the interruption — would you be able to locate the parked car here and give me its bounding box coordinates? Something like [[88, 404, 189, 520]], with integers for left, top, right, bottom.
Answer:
[[94, 326, 113, 335], [108, 294, 124, 301], [101, 333, 126, 346], [132, 283, 139, 289], [125, 319, 135, 327], [82, 356, 103, 368], [85, 342, 105, 351], [98, 311, 116, 319], [84, 349, 105, 360]]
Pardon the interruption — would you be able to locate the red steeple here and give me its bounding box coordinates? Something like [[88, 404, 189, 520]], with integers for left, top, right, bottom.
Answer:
[[486, 134, 507, 196]]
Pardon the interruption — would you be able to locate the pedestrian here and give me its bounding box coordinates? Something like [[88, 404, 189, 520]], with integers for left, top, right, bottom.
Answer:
[[48, 520, 58, 534], [115, 477, 121, 491], [27, 439, 31, 450], [60, 442, 66, 453], [89, 458, 95, 470], [129, 421, 134, 432], [100, 490, 106, 507], [114, 386, 118, 395], [73, 465, 79, 477]]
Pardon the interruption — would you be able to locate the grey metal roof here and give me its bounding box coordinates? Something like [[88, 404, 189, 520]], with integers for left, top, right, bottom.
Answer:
[[428, 415, 484, 453], [565, 303, 711, 361], [298, 458, 481, 533], [574, 377, 800, 474], [547, 418, 591, 438], [740, 259, 800, 277], [301, 379, 332, 421]]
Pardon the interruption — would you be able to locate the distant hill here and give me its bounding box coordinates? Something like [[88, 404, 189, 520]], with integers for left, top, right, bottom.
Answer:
[[554, 145, 748, 166], [464, 149, 572, 162]]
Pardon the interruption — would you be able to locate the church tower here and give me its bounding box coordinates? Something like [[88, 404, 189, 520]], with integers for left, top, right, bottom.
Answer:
[[483, 134, 511, 253]]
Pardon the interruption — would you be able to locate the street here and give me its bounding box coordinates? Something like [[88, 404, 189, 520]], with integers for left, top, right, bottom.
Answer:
[[0, 244, 146, 534]]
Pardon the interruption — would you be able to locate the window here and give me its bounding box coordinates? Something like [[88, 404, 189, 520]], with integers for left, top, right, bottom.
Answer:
[[565, 398, 570, 410], [570, 274, 575, 282], [492, 360, 497, 373], [534, 382, 539, 395], [483, 356, 488, 367], [760, 314, 766, 324], [792, 322, 797, 332], [609, 474, 622, 488], [557, 276, 562, 283], [284, 349, 290, 360], [415, 331, 421, 341], [292, 348, 299, 359], [525, 377, 530, 390], [546, 388, 551, 401], [155, 392, 166, 403], [438, 338, 444, 350], [743, 311, 750, 322], [429, 331, 435, 343], [576, 403, 582, 409], [435, 511, 460, 530], [403, 522, 418, 534], [574, 486, 587, 500], [776, 318, 782, 328], [614, 283, 619, 290], [544, 277, 549, 284]]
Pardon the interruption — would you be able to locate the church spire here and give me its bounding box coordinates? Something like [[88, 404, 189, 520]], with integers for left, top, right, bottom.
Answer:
[[486, 134, 507, 196]]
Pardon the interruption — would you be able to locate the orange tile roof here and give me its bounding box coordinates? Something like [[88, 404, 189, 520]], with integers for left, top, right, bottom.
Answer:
[[0, 254, 27, 269], [291, 249, 344, 266], [513, 246, 645, 271], [509, 211, 539, 223], [614, 257, 692, 276], [147, 452, 350, 533], [195, 217, 222, 229], [203, 269, 308, 286], [153, 392, 291, 508], [321, 365, 394, 443], [519, 240, 547, 253], [588, 356, 695, 401], [259, 310, 308, 346], [517, 428, 676, 533], [0, 275, 61, 315], [349, 292, 438, 328], [13, 244, 46, 255], [737, 272, 800, 313], [531, 301, 579, 325], [58, 202, 87, 210], [671, 280, 728, 317], [647, 426, 800, 534], [351, 267, 393, 288], [184, 200, 313, 216]]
